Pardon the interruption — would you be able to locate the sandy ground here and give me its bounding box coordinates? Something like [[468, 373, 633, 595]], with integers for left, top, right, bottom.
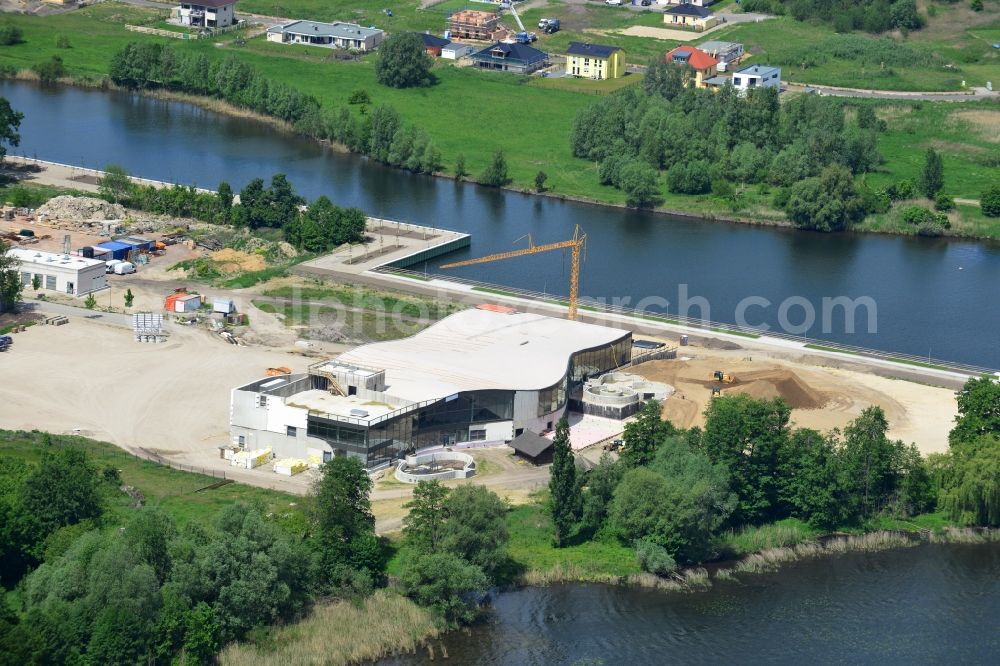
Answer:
[[0, 317, 321, 492], [636, 348, 957, 454]]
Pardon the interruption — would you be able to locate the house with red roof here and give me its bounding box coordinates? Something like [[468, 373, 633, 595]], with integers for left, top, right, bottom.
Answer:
[[664, 45, 719, 88]]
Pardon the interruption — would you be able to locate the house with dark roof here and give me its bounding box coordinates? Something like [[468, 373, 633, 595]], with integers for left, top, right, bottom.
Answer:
[[664, 45, 719, 88], [564, 42, 625, 80], [663, 4, 718, 31], [471, 42, 548, 74], [177, 0, 237, 29], [266, 20, 385, 51], [418, 32, 451, 57], [510, 431, 554, 465]]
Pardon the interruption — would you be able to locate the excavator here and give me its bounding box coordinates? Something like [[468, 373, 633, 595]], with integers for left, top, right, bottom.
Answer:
[[713, 370, 736, 384]]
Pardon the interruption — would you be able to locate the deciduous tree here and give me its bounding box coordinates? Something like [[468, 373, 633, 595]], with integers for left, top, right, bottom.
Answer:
[[375, 33, 433, 89]]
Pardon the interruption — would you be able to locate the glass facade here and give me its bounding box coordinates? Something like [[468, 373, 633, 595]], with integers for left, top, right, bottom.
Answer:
[[309, 390, 514, 467], [569, 337, 632, 386], [537, 376, 568, 417]]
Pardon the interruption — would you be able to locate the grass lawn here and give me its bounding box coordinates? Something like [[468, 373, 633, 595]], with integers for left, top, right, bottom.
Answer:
[[261, 282, 461, 319], [710, 10, 1000, 91], [0, 430, 305, 529], [506, 502, 641, 581]]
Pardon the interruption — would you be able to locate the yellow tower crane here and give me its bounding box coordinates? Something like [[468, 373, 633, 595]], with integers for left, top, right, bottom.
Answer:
[[440, 225, 587, 320]]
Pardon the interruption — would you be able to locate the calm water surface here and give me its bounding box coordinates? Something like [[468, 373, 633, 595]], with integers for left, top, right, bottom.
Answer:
[[7, 81, 1000, 367], [381, 544, 1000, 665]]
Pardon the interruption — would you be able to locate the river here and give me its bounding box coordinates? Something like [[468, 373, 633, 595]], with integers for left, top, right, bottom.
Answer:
[[3, 81, 999, 368], [380, 543, 1000, 665]]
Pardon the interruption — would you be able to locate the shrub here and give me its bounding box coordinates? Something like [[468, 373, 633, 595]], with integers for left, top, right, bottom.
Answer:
[[32, 56, 64, 84], [934, 193, 955, 211], [971, 0, 983, 11], [347, 88, 371, 105], [635, 538, 677, 576], [55, 35, 71, 49], [981, 184, 1000, 217], [0, 24, 22, 46], [900, 205, 949, 229], [859, 185, 891, 215], [886, 179, 916, 201]]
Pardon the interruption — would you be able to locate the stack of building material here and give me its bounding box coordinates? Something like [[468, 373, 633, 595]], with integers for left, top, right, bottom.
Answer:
[[231, 448, 272, 469], [133, 312, 165, 343], [273, 458, 308, 476]]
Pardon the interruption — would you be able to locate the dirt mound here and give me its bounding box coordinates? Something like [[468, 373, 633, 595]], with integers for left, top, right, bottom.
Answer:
[[37, 196, 126, 221], [726, 370, 827, 410], [211, 248, 266, 274]]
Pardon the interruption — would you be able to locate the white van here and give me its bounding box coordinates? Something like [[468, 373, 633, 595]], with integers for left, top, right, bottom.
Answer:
[[113, 261, 136, 275], [105, 260, 123, 274]]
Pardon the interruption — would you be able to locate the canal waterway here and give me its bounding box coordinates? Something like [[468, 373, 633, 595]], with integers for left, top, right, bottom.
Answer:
[[5, 81, 999, 367]]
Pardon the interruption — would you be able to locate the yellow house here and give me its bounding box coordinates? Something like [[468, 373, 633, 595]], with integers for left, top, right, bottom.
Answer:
[[664, 46, 719, 88], [663, 5, 719, 32], [565, 42, 625, 80]]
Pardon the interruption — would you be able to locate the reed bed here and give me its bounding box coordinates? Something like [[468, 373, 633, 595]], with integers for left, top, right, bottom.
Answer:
[[218, 590, 440, 666]]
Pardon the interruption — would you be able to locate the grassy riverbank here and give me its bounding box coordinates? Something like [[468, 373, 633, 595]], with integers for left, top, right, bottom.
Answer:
[[0, 4, 997, 238]]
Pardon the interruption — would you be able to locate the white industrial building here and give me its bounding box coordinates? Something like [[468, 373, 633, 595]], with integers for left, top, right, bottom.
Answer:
[[229, 308, 632, 468], [9, 248, 107, 297]]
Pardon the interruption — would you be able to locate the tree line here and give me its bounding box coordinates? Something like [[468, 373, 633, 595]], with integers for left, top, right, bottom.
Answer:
[[0, 439, 389, 665], [546, 375, 1000, 574], [99, 166, 365, 253]]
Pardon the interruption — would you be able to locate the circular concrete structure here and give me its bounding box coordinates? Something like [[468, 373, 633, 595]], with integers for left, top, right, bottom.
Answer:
[[395, 450, 477, 483]]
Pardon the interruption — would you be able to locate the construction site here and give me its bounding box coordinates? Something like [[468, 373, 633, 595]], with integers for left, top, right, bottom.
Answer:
[[0, 198, 968, 527]]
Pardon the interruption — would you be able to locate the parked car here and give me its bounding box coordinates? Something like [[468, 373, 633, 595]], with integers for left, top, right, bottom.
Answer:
[[0, 335, 12, 352], [113, 261, 136, 275], [605, 0, 622, 5], [641, 0, 652, 5]]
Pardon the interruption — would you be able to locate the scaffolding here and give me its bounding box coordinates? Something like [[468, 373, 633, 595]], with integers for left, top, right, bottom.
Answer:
[[447, 9, 504, 41]]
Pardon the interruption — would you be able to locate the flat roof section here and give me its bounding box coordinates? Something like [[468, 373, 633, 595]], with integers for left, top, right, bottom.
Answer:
[[336, 309, 630, 402], [9, 248, 106, 270], [286, 389, 398, 423]]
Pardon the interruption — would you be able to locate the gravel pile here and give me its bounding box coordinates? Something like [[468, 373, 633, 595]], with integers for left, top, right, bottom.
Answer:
[[37, 196, 126, 221]]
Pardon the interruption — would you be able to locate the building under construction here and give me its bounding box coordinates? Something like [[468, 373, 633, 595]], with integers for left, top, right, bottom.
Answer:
[[229, 307, 632, 468], [447, 9, 504, 41]]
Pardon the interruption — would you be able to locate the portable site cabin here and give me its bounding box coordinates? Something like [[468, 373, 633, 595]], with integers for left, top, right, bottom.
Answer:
[[213, 298, 235, 314], [174, 294, 202, 312], [117, 237, 155, 252], [93, 241, 132, 261]]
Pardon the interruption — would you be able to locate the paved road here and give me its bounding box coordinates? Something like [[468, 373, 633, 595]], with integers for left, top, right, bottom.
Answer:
[[786, 82, 998, 101], [24, 299, 134, 328]]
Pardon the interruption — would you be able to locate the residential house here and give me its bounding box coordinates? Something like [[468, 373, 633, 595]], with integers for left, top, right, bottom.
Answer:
[[565, 42, 625, 80], [441, 42, 475, 60], [418, 32, 451, 57], [471, 42, 548, 74], [732, 64, 781, 95], [664, 45, 718, 88], [663, 4, 718, 31], [697, 40, 744, 69], [177, 0, 237, 29], [266, 20, 384, 51]]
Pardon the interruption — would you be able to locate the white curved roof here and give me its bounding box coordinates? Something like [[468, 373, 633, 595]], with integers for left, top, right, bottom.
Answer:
[[335, 309, 630, 402]]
